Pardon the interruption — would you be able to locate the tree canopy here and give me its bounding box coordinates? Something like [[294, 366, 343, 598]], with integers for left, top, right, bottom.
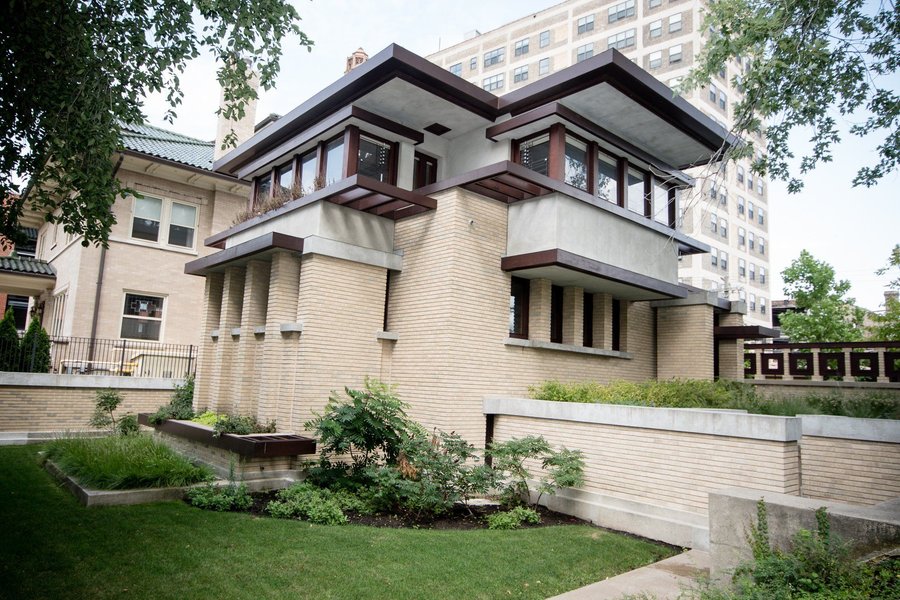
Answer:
[[869, 244, 900, 340], [683, 0, 899, 192], [0, 0, 312, 247], [778, 250, 864, 342]]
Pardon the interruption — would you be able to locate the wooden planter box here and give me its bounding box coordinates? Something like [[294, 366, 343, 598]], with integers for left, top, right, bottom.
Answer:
[[137, 413, 316, 458]]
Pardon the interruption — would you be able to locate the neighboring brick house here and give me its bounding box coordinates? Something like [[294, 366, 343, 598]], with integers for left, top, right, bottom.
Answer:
[[0, 227, 54, 330], [30, 122, 249, 372], [189, 44, 754, 446]]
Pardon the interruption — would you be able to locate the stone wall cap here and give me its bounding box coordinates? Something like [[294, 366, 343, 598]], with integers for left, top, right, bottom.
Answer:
[[799, 414, 900, 443]]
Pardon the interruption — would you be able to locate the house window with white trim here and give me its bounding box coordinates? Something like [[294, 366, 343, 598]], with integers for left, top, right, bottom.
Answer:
[[514, 38, 529, 56], [577, 43, 594, 62], [760, 267, 767, 284], [669, 13, 682, 33], [577, 14, 595, 33], [484, 48, 504, 68], [607, 29, 636, 50], [649, 51, 662, 69], [608, 1, 634, 23], [539, 30, 551, 48], [482, 74, 504, 92], [131, 195, 198, 249], [669, 44, 683, 64], [121, 293, 165, 341], [539, 57, 550, 76], [710, 247, 718, 267], [513, 65, 529, 83], [649, 19, 662, 38]]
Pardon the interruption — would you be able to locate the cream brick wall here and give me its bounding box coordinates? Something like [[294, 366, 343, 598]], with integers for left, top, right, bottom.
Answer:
[[0, 386, 172, 431], [656, 304, 714, 380], [388, 189, 658, 447], [801, 436, 900, 506], [493, 414, 801, 515]]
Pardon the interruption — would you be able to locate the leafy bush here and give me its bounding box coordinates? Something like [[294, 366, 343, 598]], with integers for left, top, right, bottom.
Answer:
[[88, 389, 133, 434], [116, 414, 140, 436], [148, 375, 196, 425], [191, 411, 221, 426], [486, 506, 542, 530], [530, 379, 900, 420], [687, 500, 898, 600], [305, 378, 420, 470], [186, 482, 252, 512], [488, 435, 585, 507], [19, 318, 50, 373], [0, 307, 20, 371], [212, 414, 276, 437], [265, 482, 365, 525], [45, 434, 212, 489]]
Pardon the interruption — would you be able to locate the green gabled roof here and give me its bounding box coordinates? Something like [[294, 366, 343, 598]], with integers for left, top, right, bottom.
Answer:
[[0, 256, 56, 277], [120, 122, 214, 170]]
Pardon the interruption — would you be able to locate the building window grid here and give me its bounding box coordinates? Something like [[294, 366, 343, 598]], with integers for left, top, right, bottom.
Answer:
[[470, 57, 477, 70], [484, 48, 504, 68], [607, 29, 636, 50], [738, 196, 745, 214], [709, 213, 718, 233], [718, 189, 727, 206], [449, 63, 462, 77], [720, 250, 728, 270], [760, 298, 767, 315], [513, 65, 529, 83], [749, 263, 756, 281], [514, 38, 529, 56], [760, 267, 767, 284], [668, 12, 682, 33], [748, 231, 755, 250], [539, 57, 550, 76], [576, 43, 594, 62], [759, 237, 765, 255], [758, 207, 765, 225], [739, 258, 746, 278], [710, 247, 718, 267], [748, 201, 755, 221], [578, 14, 595, 33], [649, 0, 661, 7], [608, 0, 635, 23], [669, 44, 683, 64], [482, 73, 504, 92], [738, 227, 746, 246], [720, 218, 728, 239], [539, 30, 551, 47], [649, 51, 662, 69], [649, 19, 662, 38]]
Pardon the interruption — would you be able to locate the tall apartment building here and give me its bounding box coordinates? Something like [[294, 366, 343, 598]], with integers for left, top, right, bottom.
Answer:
[[428, 0, 771, 325]]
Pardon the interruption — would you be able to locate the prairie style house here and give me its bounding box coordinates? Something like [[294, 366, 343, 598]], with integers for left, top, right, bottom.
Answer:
[[189, 44, 748, 446]]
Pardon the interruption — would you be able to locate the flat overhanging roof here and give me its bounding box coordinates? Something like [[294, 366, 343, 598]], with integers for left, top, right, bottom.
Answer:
[[214, 45, 735, 177]]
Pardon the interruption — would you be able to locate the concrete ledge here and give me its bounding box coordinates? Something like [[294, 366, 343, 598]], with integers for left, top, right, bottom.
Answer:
[[253, 326, 266, 335], [44, 460, 299, 507], [376, 331, 399, 341], [279, 322, 304, 333], [210, 329, 219, 339], [0, 373, 180, 389], [484, 397, 802, 441], [230, 328, 241, 337], [800, 414, 900, 443], [504, 338, 633, 360], [709, 487, 900, 579], [539, 486, 709, 549], [302, 235, 403, 271], [0, 431, 104, 446]]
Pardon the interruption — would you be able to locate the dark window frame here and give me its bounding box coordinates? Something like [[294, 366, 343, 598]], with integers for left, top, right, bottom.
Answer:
[[583, 292, 594, 348], [509, 276, 530, 339], [413, 152, 438, 189], [550, 285, 564, 343]]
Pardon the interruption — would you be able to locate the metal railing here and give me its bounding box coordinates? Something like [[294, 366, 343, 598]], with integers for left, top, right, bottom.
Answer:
[[744, 341, 900, 383], [0, 335, 197, 378]]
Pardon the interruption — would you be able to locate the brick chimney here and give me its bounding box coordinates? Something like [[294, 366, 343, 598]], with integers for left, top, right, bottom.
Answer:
[[345, 48, 369, 74], [214, 70, 260, 161]]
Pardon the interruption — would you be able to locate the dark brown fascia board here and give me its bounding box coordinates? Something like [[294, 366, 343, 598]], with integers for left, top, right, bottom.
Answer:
[[214, 44, 500, 176], [203, 174, 436, 249], [235, 105, 425, 180], [485, 102, 694, 186], [185, 232, 303, 276], [501, 249, 689, 299], [714, 325, 780, 340], [498, 49, 737, 167], [119, 149, 247, 185], [416, 161, 709, 255]]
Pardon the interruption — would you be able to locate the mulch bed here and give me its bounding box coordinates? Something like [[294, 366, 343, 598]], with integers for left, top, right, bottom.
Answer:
[[244, 490, 586, 530]]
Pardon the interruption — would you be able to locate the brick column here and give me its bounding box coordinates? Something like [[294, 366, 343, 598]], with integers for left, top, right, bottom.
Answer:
[[593, 293, 613, 350], [234, 260, 270, 417], [561, 286, 583, 346], [212, 265, 245, 414], [717, 312, 745, 381], [876, 348, 890, 383], [528, 278, 552, 342], [257, 251, 302, 429], [194, 272, 224, 412]]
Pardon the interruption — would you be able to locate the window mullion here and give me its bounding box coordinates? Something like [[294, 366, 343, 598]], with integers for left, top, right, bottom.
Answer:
[[343, 125, 359, 179]]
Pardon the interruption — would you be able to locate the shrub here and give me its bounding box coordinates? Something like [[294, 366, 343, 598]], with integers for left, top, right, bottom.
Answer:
[[265, 482, 360, 525], [116, 414, 140, 436], [191, 411, 221, 426], [488, 435, 585, 507], [148, 375, 196, 425], [0, 307, 20, 371], [88, 389, 131, 434], [212, 414, 276, 437], [186, 482, 253, 512], [486, 506, 542, 530], [45, 434, 212, 489], [19, 318, 50, 373], [305, 378, 420, 470]]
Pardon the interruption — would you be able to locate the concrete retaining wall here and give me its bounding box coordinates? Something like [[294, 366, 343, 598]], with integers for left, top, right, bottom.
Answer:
[[0, 373, 178, 433], [709, 487, 900, 579]]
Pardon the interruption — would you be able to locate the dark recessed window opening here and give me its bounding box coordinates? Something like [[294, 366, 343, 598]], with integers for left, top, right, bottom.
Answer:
[[357, 135, 393, 183], [413, 152, 438, 189], [519, 133, 550, 176], [583, 292, 593, 348], [612, 299, 621, 351], [550, 285, 564, 343], [509, 276, 530, 339]]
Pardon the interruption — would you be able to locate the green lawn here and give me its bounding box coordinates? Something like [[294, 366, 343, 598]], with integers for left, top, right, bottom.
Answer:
[[0, 445, 675, 600]]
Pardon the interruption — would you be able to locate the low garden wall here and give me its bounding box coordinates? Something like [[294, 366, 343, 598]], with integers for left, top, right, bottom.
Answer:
[[0, 373, 177, 433], [484, 397, 900, 549]]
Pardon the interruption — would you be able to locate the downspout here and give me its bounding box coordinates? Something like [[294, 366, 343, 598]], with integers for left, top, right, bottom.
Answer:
[[88, 153, 124, 361]]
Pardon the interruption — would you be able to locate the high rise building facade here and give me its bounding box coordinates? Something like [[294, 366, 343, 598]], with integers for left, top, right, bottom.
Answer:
[[428, 0, 771, 325]]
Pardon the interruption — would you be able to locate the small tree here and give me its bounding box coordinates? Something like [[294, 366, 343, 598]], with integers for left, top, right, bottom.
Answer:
[[779, 250, 863, 342], [19, 318, 51, 373], [89, 389, 126, 434], [870, 245, 900, 341], [0, 308, 20, 371], [488, 435, 585, 507]]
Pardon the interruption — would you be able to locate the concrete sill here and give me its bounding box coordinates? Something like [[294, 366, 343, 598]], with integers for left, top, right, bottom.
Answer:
[[253, 326, 266, 335], [230, 328, 241, 337], [210, 329, 219, 340], [376, 331, 399, 341], [280, 322, 303, 334], [504, 338, 632, 359]]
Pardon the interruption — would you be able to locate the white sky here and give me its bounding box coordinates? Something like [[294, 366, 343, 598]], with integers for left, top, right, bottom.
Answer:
[[143, 0, 899, 313]]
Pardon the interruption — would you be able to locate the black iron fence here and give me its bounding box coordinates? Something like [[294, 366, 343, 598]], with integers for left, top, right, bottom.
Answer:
[[0, 335, 197, 378]]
